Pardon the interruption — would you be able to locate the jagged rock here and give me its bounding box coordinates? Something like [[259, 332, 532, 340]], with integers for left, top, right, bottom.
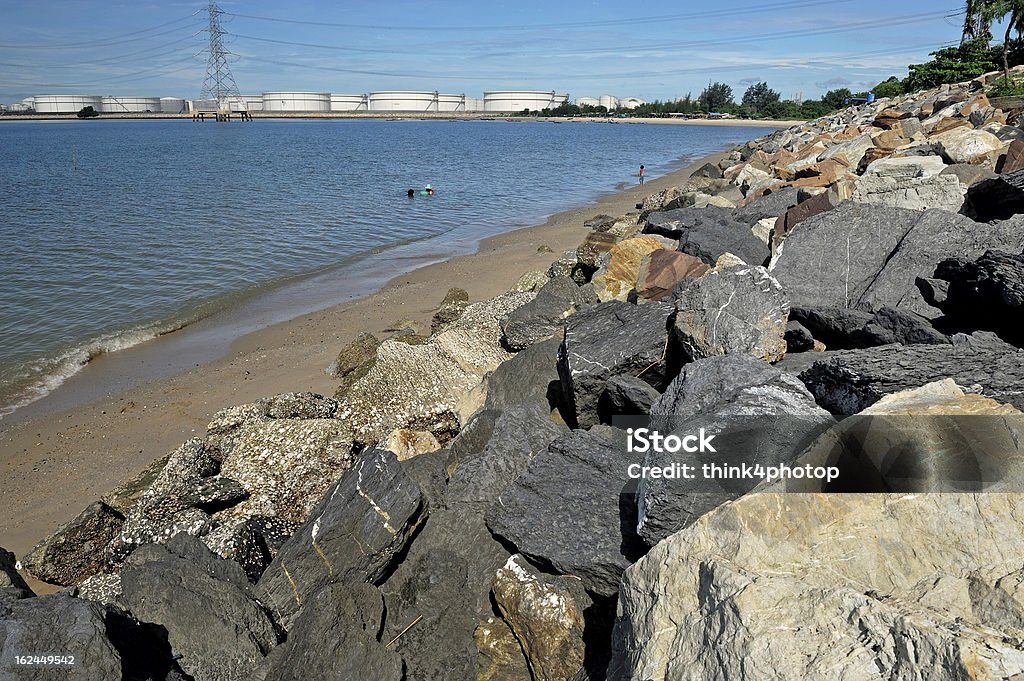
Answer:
[[611, 493, 1024, 681], [790, 306, 948, 349], [328, 333, 379, 392], [932, 126, 1003, 165], [644, 206, 771, 267], [964, 168, 1024, 220], [940, 162, 994, 186], [510, 270, 550, 293], [206, 394, 339, 455], [258, 583, 402, 681], [23, 501, 123, 587], [926, 250, 1024, 345], [584, 214, 617, 231], [772, 203, 1024, 316], [501, 276, 594, 351], [257, 449, 425, 630], [598, 374, 660, 421], [383, 428, 440, 460], [817, 131, 875, 167], [999, 138, 1024, 173], [446, 404, 565, 512], [203, 518, 275, 583], [120, 535, 278, 681], [485, 428, 645, 597], [576, 231, 618, 271], [547, 249, 586, 283], [74, 573, 122, 608], [101, 454, 170, 516], [1, 547, 33, 611], [784, 319, 816, 352], [491, 555, 592, 681], [180, 476, 248, 511], [634, 249, 708, 302], [692, 162, 724, 179], [591, 236, 667, 302], [215, 419, 356, 524], [799, 333, 1024, 413], [483, 335, 562, 412], [673, 258, 789, 363], [557, 300, 675, 429], [339, 292, 533, 445], [638, 355, 832, 546], [852, 157, 966, 212], [773, 189, 839, 237], [431, 287, 470, 333], [474, 616, 533, 681]]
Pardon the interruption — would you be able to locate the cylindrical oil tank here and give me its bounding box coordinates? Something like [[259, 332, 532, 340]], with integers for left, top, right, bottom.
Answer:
[[575, 96, 600, 107], [483, 91, 568, 112], [262, 92, 330, 112], [21, 97, 36, 110], [234, 95, 264, 111], [464, 97, 484, 112], [435, 93, 465, 112], [159, 97, 186, 113], [599, 95, 619, 110], [368, 91, 440, 112], [100, 96, 161, 113], [32, 94, 101, 114], [619, 97, 646, 110], [330, 93, 368, 111]]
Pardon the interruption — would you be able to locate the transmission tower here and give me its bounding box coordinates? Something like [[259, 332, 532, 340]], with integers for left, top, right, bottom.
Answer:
[[200, 0, 240, 106]]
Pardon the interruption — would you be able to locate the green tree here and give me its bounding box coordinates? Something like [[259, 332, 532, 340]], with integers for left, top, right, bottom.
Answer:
[[820, 88, 853, 110], [699, 82, 734, 112], [741, 82, 781, 116], [76, 106, 98, 118], [872, 76, 904, 98], [963, 0, 995, 42], [904, 38, 1000, 90], [982, 0, 1024, 80]]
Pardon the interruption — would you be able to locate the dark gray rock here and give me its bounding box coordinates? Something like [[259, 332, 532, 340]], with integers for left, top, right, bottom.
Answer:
[[558, 301, 675, 429], [673, 262, 789, 363], [585, 214, 617, 232], [791, 306, 948, 350], [772, 204, 1024, 316], [1, 547, 33, 614], [180, 476, 248, 512], [691, 162, 724, 180], [940, 163, 994, 187], [799, 333, 1024, 414], [23, 501, 123, 587], [446, 404, 565, 512], [638, 355, 833, 547], [916, 277, 950, 307], [484, 335, 562, 412], [599, 375, 661, 420], [734, 187, 801, 220], [257, 392, 338, 420], [485, 427, 644, 597], [258, 582, 402, 681], [784, 320, 816, 353], [927, 250, 1024, 345], [257, 449, 425, 630], [964, 168, 1024, 221], [501, 276, 595, 351], [120, 534, 278, 681], [643, 205, 771, 266], [101, 454, 170, 516]]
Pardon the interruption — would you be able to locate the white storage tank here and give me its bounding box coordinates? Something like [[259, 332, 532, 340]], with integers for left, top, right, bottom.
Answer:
[[368, 91, 440, 112], [31, 95, 101, 114], [464, 97, 484, 112], [330, 93, 368, 111], [575, 96, 600, 108], [620, 97, 646, 110], [21, 97, 36, 111], [100, 96, 161, 113], [159, 97, 186, 113], [436, 93, 466, 112], [483, 91, 568, 112], [223, 95, 262, 112], [262, 92, 330, 112], [599, 95, 619, 110]]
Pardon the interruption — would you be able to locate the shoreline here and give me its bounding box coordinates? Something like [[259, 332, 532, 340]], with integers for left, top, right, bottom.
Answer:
[[0, 147, 739, 588]]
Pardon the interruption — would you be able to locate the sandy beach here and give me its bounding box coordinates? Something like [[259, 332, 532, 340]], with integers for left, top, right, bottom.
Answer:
[[0, 146, 749, 591]]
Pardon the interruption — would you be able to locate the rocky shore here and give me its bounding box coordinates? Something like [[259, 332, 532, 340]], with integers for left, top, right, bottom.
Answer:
[[4, 73, 1024, 680]]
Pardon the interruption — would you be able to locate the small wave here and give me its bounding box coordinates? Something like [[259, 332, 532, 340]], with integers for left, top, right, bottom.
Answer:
[[0, 318, 191, 421]]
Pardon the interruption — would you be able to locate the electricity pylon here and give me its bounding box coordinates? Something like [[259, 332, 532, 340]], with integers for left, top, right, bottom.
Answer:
[[200, 0, 240, 107]]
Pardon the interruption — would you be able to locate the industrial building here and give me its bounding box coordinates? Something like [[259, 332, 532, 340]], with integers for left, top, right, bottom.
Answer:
[[9, 89, 585, 114], [573, 95, 648, 110]]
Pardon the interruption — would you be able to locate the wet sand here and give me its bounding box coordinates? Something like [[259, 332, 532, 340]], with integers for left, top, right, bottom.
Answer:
[[0, 148, 745, 590]]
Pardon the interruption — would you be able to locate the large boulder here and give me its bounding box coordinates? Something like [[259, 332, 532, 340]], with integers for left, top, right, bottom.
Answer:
[[120, 535, 278, 681], [500, 276, 594, 351], [590, 236, 667, 302], [931, 125, 1003, 165], [851, 156, 967, 212], [790, 305, 949, 349], [483, 335, 562, 412], [638, 355, 832, 546], [1, 547, 33, 612], [644, 205, 773, 267], [23, 501, 123, 587], [611, 493, 1024, 681], [258, 582, 402, 681], [431, 287, 470, 333], [634, 249, 708, 302], [799, 332, 1024, 413], [339, 292, 533, 445], [924, 250, 1024, 345], [257, 449, 425, 630], [557, 300, 675, 429], [964, 168, 1024, 221], [329, 332, 380, 396], [772, 203, 1024, 316], [673, 257, 789, 363], [485, 427, 645, 597]]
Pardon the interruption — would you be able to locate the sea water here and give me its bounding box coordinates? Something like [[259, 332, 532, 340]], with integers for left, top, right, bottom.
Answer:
[[0, 118, 766, 419]]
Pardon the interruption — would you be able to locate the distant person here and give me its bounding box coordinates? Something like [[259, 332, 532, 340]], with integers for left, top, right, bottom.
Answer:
[[639, 165, 645, 185], [425, 184, 434, 196], [407, 189, 415, 198]]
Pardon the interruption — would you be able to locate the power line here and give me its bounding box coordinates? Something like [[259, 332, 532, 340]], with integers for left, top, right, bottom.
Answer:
[[0, 12, 203, 50], [225, 0, 859, 32], [200, 0, 240, 102], [0, 34, 203, 69]]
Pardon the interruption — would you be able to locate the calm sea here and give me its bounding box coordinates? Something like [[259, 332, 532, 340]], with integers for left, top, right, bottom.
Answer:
[[0, 118, 765, 419]]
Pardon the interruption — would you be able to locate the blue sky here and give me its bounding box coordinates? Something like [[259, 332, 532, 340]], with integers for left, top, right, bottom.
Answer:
[[0, 1, 969, 104]]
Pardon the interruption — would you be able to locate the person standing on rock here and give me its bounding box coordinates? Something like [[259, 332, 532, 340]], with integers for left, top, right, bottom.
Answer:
[[639, 165, 645, 185]]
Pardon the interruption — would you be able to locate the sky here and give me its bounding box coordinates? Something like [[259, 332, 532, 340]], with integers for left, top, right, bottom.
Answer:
[[0, 0, 971, 105]]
